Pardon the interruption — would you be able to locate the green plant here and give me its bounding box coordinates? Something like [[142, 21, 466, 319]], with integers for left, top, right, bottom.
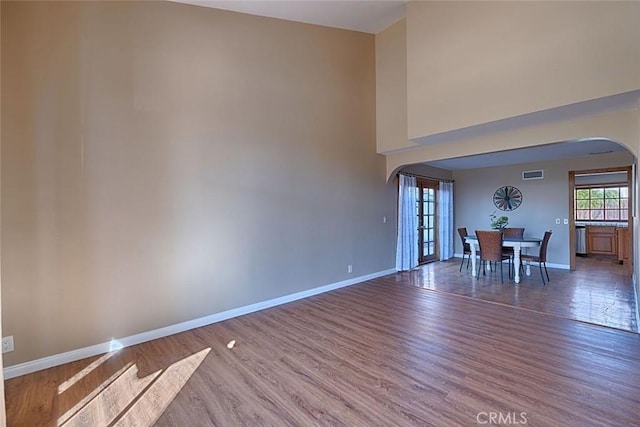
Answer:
[[490, 211, 509, 229]]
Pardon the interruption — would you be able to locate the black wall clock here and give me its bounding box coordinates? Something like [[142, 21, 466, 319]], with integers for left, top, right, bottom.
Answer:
[[493, 185, 522, 211]]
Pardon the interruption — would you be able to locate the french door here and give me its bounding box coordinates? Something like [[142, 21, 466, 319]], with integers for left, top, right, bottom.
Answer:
[[417, 179, 438, 264]]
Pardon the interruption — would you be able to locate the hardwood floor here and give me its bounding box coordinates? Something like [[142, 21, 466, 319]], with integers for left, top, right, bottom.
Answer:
[[5, 266, 640, 426], [403, 256, 637, 332]]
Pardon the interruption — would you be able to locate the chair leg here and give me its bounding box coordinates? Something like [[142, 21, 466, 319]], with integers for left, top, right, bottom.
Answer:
[[543, 262, 550, 282], [478, 260, 484, 277], [539, 262, 546, 285], [500, 261, 504, 283], [459, 253, 466, 272]]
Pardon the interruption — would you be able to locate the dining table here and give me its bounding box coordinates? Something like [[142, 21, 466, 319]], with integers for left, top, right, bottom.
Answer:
[[464, 235, 543, 284]]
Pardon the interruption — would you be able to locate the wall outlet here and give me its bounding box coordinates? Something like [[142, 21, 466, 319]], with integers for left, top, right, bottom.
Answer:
[[347, 264, 353, 274], [555, 218, 561, 224], [563, 218, 569, 225], [2, 336, 14, 353]]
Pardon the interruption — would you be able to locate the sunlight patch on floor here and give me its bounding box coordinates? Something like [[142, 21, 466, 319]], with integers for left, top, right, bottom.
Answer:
[[58, 348, 211, 426], [59, 362, 134, 425], [114, 348, 210, 426], [60, 363, 157, 426], [58, 351, 120, 395]]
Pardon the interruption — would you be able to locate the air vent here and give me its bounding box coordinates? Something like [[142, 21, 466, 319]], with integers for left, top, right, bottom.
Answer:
[[522, 170, 544, 180]]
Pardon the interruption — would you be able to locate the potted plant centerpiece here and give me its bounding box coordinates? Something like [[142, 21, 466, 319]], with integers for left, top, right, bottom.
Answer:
[[490, 211, 509, 230]]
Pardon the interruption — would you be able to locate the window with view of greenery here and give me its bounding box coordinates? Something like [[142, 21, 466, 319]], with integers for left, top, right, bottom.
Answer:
[[575, 186, 628, 221]]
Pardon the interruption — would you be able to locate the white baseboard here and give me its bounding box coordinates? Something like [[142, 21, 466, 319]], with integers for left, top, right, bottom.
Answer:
[[3, 268, 396, 380], [545, 262, 570, 270]]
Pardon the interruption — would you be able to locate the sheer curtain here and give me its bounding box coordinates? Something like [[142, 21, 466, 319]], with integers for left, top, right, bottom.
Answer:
[[396, 174, 418, 271], [438, 181, 454, 261]]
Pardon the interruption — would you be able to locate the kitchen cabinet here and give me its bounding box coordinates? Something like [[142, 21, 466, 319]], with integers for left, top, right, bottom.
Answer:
[[617, 227, 629, 264], [586, 226, 616, 256]]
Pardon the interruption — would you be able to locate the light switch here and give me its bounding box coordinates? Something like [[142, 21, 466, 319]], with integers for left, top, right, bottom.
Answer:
[[555, 218, 561, 224]]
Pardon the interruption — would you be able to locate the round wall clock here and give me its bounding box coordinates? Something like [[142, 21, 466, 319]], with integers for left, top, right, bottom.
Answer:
[[493, 185, 522, 211]]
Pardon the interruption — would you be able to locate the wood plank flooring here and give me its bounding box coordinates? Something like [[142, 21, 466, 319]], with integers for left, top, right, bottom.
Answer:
[[5, 264, 640, 426], [403, 256, 637, 332]]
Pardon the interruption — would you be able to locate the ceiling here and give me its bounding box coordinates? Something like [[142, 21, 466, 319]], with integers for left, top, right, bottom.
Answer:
[[171, 0, 408, 34], [425, 138, 630, 171]]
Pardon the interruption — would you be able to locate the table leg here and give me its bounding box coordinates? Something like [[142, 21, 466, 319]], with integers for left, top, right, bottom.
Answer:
[[470, 243, 477, 277], [513, 245, 521, 284], [525, 262, 532, 276]]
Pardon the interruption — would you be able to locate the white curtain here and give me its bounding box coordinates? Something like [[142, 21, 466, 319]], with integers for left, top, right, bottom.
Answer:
[[396, 174, 418, 271], [438, 181, 454, 261]]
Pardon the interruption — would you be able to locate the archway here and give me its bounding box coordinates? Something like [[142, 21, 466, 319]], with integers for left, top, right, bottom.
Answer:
[[387, 135, 638, 332]]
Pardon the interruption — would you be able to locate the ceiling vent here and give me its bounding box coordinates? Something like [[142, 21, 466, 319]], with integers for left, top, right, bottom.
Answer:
[[522, 170, 544, 180]]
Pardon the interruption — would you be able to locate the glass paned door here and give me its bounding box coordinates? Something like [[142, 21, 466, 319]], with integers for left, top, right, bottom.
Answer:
[[417, 179, 438, 263]]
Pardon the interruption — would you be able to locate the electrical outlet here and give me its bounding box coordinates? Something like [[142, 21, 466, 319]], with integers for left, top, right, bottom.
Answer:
[[2, 336, 14, 353], [555, 218, 561, 224], [347, 265, 353, 274]]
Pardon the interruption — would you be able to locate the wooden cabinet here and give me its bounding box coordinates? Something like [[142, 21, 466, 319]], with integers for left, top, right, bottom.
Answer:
[[586, 226, 616, 256], [586, 226, 630, 262], [617, 227, 629, 264]]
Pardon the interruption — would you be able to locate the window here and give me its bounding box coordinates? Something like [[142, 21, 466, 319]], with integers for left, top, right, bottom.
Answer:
[[575, 185, 628, 221]]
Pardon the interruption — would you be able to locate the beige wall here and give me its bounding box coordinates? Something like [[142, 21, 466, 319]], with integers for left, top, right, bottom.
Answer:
[[454, 152, 634, 267], [375, 19, 414, 154], [406, 1, 640, 143], [1, 1, 396, 366]]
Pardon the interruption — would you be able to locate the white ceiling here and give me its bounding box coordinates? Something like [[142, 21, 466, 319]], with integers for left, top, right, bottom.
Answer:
[[426, 138, 630, 171], [171, 0, 408, 34]]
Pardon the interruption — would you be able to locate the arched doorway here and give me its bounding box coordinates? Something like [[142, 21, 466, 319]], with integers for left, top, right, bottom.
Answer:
[[390, 137, 638, 331]]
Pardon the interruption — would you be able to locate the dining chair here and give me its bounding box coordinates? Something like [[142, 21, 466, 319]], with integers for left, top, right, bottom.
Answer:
[[475, 230, 511, 282], [458, 227, 480, 272], [520, 230, 553, 285], [502, 227, 525, 269], [503, 227, 525, 238]]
